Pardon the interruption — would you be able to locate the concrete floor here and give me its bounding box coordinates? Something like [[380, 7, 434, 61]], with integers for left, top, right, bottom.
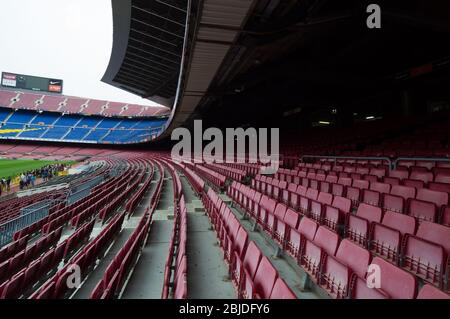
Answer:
[[121, 168, 174, 299], [180, 175, 236, 299]]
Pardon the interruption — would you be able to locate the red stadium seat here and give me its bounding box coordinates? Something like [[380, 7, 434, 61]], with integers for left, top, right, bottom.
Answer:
[[323, 205, 341, 231], [269, 278, 297, 299], [416, 188, 448, 208], [435, 172, 450, 184], [252, 256, 278, 299], [389, 169, 409, 180], [331, 183, 345, 197], [417, 284, 450, 299], [408, 199, 437, 223], [402, 179, 424, 190], [382, 185, 416, 213], [351, 257, 417, 299], [319, 239, 371, 299], [402, 235, 446, 288], [442, 207, 450, 226], [240, 242, 262, 298], [362, 189, 381, 206], [349, 276, 388, 299], [416, 221, 450, 253], [346, 203, 382, 246], [332, 196, 351, 214]]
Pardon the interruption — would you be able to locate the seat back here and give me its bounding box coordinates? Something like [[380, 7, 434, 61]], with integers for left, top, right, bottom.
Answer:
[[356, 203, 382, 224], [336, 239, 371, 278], [253, 256, 278, 298], [416, 188, 448, 208], [297, 217, 318, 241], [416, 221, 450, 253], [382, 211, 416, 235], [313, 226, 339, 256], [269, 278, 297, 299], [372, 257, 417, 299]]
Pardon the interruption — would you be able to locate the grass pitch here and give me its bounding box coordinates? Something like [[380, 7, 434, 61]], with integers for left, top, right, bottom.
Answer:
[[0, 159, 74, 179]]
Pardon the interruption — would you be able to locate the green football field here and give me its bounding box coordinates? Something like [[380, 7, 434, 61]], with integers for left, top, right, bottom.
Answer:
[[0, 159, 74, 179]]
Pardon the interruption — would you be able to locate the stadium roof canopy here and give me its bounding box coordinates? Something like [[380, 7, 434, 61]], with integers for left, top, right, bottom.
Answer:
[[102, 0, 187, 108], [104, 0, 450, 141]]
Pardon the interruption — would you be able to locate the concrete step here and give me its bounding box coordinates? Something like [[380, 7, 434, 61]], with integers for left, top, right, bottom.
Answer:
[[153, 208, 174, 220], [186, 202, 204, 213]]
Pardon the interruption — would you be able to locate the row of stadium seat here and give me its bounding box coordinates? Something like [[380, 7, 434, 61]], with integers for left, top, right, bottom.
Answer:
[[202, 187, 296, 299], [228, 178, 450, 295], [0, 89, 169, 117], [278, 166, 450, 192], [1, 220, 94, 299], [89, 160, 163, 299], [0, 107, 166, 144], [253, 174, 449, 225]]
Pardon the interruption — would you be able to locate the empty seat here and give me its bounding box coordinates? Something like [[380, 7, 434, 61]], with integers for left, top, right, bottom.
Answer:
[[410, 171, 434, 184], [282, 183, 297, 205], [346, 203, 382, 247], [314, 226, 340, 256], [331, 183, 345, 197], [442, 207, 450, 226], [257, 196, 276, 226], [320, 181, 331, 193], [416, 221, 450, 253], [402, 234, 446, 288], [269, 278, 297, 299], [369, 210, 415, 263], [353, 179, 369, 190], [428, 182, 450, 194], [319, 239, 371, 299], [338, 177, 352, 186], [345, 186, 361, 207], [240, 242, 262, 298], [408, 199, 437, 223], [417, 284, 450, 299], [332, 196, 351, 214], [266, 203, 287, 234], [403, 178, 425, 190], [317, 192, 333, 205], [252, 256, 278, 299], [416, 188, 448, 208], [274, 208, 299, 246], [323, 205, 341, 231], [349, 275, 388, 299], [305, 188, 319, 200], [416, 161, 435, 170], [435, 172, 450, 184], [381, 210, 417, 235], [383, 176, 400, 186], [370, 168, 386, 179], [297, 217, 318, 242], [359, 257, 417, 299], [362, 189, 381, 206], [326, 175, 338, 183], [370, 182, 391, 194], [389, 168, 409, 180], [382, 185, 416, 213]]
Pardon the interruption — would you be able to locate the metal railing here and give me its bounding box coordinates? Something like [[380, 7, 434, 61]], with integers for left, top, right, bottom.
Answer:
[[0, 200, 52, 247], [69, 175, 103, 194], [67, 175, 104, 205]]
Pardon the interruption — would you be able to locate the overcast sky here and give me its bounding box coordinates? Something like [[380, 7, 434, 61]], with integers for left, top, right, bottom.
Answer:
[[0, 0, 160, 106]]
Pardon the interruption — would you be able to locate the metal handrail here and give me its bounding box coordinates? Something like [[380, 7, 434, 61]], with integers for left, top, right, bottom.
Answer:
[[393, 157, 450, 170], [300, 155, 392, 170], [0, 201, 51, 247]]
